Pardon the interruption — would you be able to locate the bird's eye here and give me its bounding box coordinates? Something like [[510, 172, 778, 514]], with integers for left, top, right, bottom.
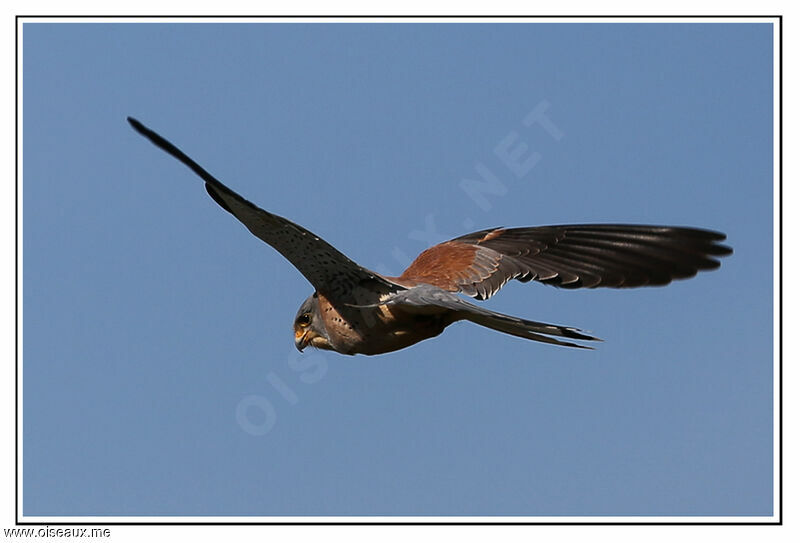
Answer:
[[296, 313, 311, 327]]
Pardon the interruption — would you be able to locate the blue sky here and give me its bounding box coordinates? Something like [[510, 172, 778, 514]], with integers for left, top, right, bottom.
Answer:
[[22, 22, 774, 516]]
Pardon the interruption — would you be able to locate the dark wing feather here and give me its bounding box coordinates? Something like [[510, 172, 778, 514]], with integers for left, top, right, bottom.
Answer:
[[128, 118, 400, 301], [398, 225, 732, 300]]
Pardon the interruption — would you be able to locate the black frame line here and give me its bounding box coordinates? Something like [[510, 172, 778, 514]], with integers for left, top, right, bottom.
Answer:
[[14, 14, 783, 527]]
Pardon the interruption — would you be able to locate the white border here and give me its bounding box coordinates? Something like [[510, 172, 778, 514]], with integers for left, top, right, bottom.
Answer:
[[17, 16, 780, 23], [16, 17, 24, 529], [14, 14, 781, 526], [771, 13, 782, 527]]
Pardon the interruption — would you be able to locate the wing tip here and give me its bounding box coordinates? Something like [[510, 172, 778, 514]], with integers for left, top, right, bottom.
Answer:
[[127, 116, 148, 135]]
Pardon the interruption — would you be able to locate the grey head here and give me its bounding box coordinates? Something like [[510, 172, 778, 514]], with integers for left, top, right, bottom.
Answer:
[[293, 292, 333, 352]]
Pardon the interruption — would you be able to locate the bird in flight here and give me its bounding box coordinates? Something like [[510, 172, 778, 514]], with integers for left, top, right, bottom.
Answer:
[[128, 118, 731, 355]]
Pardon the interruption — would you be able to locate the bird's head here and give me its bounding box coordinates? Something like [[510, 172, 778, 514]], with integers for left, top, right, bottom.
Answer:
[[294, 292, 333, 352]]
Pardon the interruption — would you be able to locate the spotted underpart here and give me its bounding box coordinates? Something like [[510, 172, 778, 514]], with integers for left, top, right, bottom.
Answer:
[[311, 292, 451, 355]]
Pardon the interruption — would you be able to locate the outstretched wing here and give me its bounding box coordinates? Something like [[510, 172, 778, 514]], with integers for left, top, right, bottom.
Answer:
[[128, 118, 400, 301], [397, 225, 732, 300]]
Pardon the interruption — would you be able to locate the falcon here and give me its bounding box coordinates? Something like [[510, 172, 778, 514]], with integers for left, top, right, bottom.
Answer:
[[128, 118, 732, 355]]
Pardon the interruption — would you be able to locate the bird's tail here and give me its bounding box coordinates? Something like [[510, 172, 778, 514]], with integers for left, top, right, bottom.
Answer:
[[349, 285, 601, 349], [460, 309, 601, 349]]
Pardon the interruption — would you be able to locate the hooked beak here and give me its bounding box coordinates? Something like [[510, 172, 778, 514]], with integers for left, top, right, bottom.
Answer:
[[294, 330, 309, 352]]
